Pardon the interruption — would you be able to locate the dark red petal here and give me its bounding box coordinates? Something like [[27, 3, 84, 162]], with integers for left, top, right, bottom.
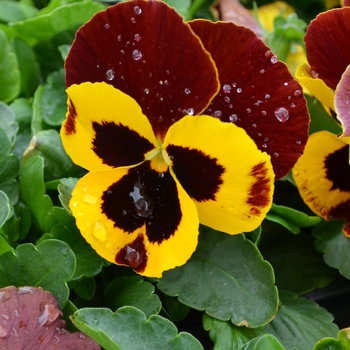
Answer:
[[66, 1, 219, 140], [0, 286, 99, 349], [305, 7, 350, 91], [189, 20, 309, 180], [92, 121, 154, 167], [101, 161, 182, 244], [166, 144, 224, 202]]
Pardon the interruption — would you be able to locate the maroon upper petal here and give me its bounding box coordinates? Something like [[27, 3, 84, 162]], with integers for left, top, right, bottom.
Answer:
[[65, 1, 219, 140], [0, 286, 100, 349], [305, 7, 350, 91], [189, 20, 309, 180]]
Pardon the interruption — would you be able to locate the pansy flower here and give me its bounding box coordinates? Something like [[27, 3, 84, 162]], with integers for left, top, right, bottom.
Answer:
[[61, 0, 309, 277], [293, 7, 350, 236]]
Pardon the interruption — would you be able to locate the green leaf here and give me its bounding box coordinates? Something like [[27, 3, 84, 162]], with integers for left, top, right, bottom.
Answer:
[[11, 37, 41, 97], [61, 299, 79, 332], [104, 275, 162, 318], [0, 127, 11, 164], [58, 177, 78, 214], [58, 43, 71, 62], [0, 190, 11, 228], [9, 2, 105, 46], [0, 29, 20, 103], [260, 222, 336, 294], [73, 277, 96, 300], [264, 291, 339, 350], [0, 239, 76, 307], [203, 314, 266, 350], [313, 220, 350, 279], [163, 0, 191, 19], [163, 295, 191, 323], [40, 69, 66, 126], [22, 129, 81, 182], [314, 328, 350, 350], [19, 155, 56, 232], [10, 98, 32, 129], [239, 334, 285, 350], [43, 207, 107, 280], [266, 204, 322, 234], [157, 227, 278, 328], [0, 1, 38, 22], [0, 235, 13, 256], [0, 101, 19, 145], [72, 306, 204, 350]]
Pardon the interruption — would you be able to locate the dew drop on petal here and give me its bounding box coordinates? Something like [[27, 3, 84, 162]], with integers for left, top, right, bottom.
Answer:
[[117, 35, 122, 42], [93, 221, 108, 242], [184, 88, 191, 95], [120, 50, 125, 55], [158, 116, 164, 122], [274, 107, 289, 123], [261, 110, 267, 116], [262, 143, 267, 148], [284, 82, 288, 86], [106, 69, 115, 81], [271, 55, 278, 64], [265, 50, 272, 57], [252, 123, 257, 128], [212, 110, 222, 118], [294, 89, 302, 96], [224, 96, 230, 103], [129, 182, 153, 217], [132, 49, 142, 61], [229, 114, 238, 122], [134, 5, 142, 14], [223, 84, 231, 93], [144, 88, 149, 94], [104, 23, 110, 29], [260, 69, 265, 74], [122, 210, 127, 216], [237, 88, 242, 93], [291, 103, 296, 108], [0, 325, 8, 339], [274, 152, 279, 157], [134, 34, 141, 42], [246, 108, 251, 114], [131, 17, 136, 23], [17, 287, 36, 295], [82, 193, 98, 204], [164, 80, 169, 86], [296, 140, 302, 145], [187, 108, 194, 115]]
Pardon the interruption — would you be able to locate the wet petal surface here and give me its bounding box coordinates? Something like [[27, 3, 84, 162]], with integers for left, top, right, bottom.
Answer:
[[163, 116, 274, 234], [61, 82, 157, 171], [335, 64, 350, 137], [65, 0, 219, 140], [293, 131, 350, 236], [70, 164, 199, 277], [305, 7, 350, 91], [189, 20, 309, 180]]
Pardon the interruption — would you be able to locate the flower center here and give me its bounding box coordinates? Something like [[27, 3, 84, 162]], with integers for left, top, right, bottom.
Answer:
[[146, 147, 171, 173]]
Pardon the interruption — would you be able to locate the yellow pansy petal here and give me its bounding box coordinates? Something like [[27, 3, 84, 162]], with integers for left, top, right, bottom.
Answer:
[[163, 116, 274, 235], [71, 163, 199, 278], [296, 63, 335, 114], [292, 131, 350, 236], [61, 82, 158, 172]]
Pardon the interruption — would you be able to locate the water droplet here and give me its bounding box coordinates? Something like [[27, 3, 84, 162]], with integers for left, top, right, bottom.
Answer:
[[274, 152, 279, 157], [38, 304, 62, 327], [131, 17, 136, 23], [294, 89, 302, 96], [79, 333, 86, 340], [134, 33, 141, 42], [311, 70, 318, 78], [264, 137, 269, 142], [122, 210, 127, 216], [17, 287, 36, 295], [123, 244, 145, 269], [166, 69, 170, 75], [223, 84, 231, 93], [184, 88, 191, 95], [262, 143, 267, 148], [132, 49, 142, 61], [187, 108, 194, 115], [158, 116, 164, 122], [288, 95, 291, 100], [158, 172, 164, 178], [296, 140, 302, 145], [258, 133, 262, 137], [107, 190, 112, 195], [106, 69, 115, 81], [117, 35, 121, 42], [254, 100, 263, 106], [159, 80, 163, 85], [228, 104, 233, 109], [71, 201, 77, 207], [237, 88, 242, 93], [261, 110, 267, 116], [290, 103, 296, 108], [164, 80, 169, 86], [252, 123, 257, 128], [120, 49, 125, 55], [260, 69, 265, 74], [212, 110, 222, 118], [104, 23, 110, 29], [0, 325, 8, 339], [224, 96, 230, 103], [144, 88, 149, 94], [274, 107, 289, 123], [265, 50, 272, 57], [129, 182, 153, 217], [271, 55, 278, 64], [229, 114, 238, 122], [82, 193, 98, 204], [246, 108, 251, 114], [134, 5, 142, 14], [232, 82, 237, 88], [93, 221, 108, 242]]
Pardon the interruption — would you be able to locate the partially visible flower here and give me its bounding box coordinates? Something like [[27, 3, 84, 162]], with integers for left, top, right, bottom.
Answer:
[[61, 1, 309, 277], [293, 7, 350, 236], [0, 286, 99, 349]]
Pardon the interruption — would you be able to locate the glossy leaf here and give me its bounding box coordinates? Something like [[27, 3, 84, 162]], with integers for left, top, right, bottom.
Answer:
[[19, 155, 56, 233], [164, 0, 191, 18], [0, 235, 13, 256], [104, 275, 162, 318], [32, 85, 51, 134], [73, 277, 96, 300], [72, 306, 204, 350], [260, 222, 336, 294], [0, 101, 19, 145], [9, 2, 105, 46], [314, 328, 350, 350], [0, 190, 11, 228], [11, 37, 41, 97], [264, 291, 339, 350], [313, 220, 350, 280], [58, 177, 78, 214], [0, 29, 20, 103], [239, 334, 285, 350], [266, 204, 322, 234], [0, 239, 76, 307], [157, 227, 278, 328], [203, 314, 266, 350]]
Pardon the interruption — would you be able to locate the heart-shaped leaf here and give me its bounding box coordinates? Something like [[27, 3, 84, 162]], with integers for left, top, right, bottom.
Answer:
[[239, 334, 285, 350], [314, 328, 350, 350]]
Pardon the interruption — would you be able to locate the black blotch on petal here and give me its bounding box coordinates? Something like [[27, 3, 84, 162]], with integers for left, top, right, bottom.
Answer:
[[101, 161, 182, 243], [92, 121, 154, 167], [325, 144, 350, 192], [166, 144, 224, 202]]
